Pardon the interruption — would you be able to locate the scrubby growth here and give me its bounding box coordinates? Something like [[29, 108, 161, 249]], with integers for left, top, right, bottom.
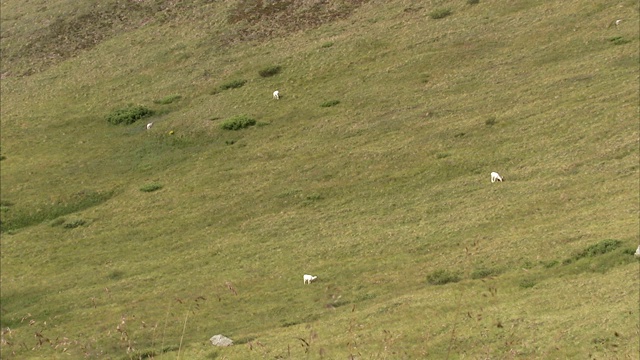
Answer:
[[220, 115, 257, 130], [427, 269, 460, 285], [430, 8, 452, 19], [258, 65, 282, 78], [320, 99, 340, 107], [140, 183, 163, 192], [574, 239, 622, 260], [219, 79, 247, 91], [106, 105, 154, 125], [153, 95, 182, 104]]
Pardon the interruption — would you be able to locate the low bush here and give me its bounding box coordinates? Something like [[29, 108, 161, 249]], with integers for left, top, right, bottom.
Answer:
[[106, 105, 154, 125], [140, 183, 163, 192], [220, 115, 256, 130], [430, 8, 452, 19], [63, 219, 86, 229], [219, 79, 247, 90], [519, 278, 536, 289], [574, 239, 621, 260], [427, 269, 460, 285], [609, 36, 631, 45], [258, 65, 282, 77], [320, 100, 340, 107], [471, 267, 499, 279], [153, 95, 182, 104]]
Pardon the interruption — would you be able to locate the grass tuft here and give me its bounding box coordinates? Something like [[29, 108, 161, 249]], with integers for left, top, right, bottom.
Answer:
[[107, 105, 154, 125], [220, 115, 256, 130], [320, 100, 340, 107], [430, 8, 452, 19], [140, 183, 163, 192], [219, 79, 247, 91], [427, 269, 461, 285], [153, 95, 182, 104], [258, 65, 282, 78]]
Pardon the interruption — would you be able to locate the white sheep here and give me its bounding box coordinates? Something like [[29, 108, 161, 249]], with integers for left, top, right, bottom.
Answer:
[[273, 90, 280, 100], [146, 122, 153, 130], [303, 274, 317, 284], [491, 171, 503, 183], [615, 19, 622, 26], [635, 245, 640, 258]]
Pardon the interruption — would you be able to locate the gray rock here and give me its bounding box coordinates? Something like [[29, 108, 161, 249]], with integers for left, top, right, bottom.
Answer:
[[210, 334, 233, 347]]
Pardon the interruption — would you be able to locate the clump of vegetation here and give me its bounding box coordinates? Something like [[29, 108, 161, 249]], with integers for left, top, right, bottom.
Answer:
[[427, 269, 460, 285], [467, 0, 480, 5], [63, 219, 86, 229], [608, 36, 631, 45], [106, 105, 154, 125], [50, 218, 66, 227], [519, 278, 536, 289], [220, 115, 256, 130], [321, 42, 334, 48], [153, 95, 182, 104], [485, 117, 497, 126], [430, 8, 452, 19], [140, 183, 163, 192], [320, 100, 340, 107], [258, 65, 282, 77], [574, 239, 622, 260], [219, 79, 247, 91], [471, 267, 499, 279]]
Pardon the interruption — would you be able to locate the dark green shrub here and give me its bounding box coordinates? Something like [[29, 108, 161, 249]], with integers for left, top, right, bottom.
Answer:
[[427, 269, 460, 285], [321, 42, 334, 48], [471, 267, 498, 279], [106, 105, 154, 125], [220, 115, 256, 130], [609, 36, 631, 45], [219, 79, 247, 90], [519, 278, 536, 289], [258, 65, 282, 77], [574, 239, 622, 260], [320, 100, 340, 107], [430, 8, 452, 19], [63, 219, 86, 229], [153, 95, 182, 104], [467, 0, 479, 4], [140, 183, 163, 192], [485, 117, 497, 126]]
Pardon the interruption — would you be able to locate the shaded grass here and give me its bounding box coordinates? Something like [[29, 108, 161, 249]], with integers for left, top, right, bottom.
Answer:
[[0, 190, 114, 232]]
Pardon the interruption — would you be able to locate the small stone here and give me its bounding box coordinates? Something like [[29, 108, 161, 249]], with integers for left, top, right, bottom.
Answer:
[[210, 334, 233, 347]]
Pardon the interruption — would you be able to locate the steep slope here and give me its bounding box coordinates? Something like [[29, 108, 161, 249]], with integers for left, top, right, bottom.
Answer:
[[1, 0, 638, 358]]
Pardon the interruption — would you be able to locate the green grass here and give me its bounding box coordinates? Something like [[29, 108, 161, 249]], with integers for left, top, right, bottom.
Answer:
[[1, 0, 638, 359]]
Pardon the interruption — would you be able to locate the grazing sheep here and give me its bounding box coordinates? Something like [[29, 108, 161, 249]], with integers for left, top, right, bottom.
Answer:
[[303, 274, 317, 284], [146, 122, 153, 130], [635, 245, 640, 258], [273, 90, 280, 100], [491, 172, 503, 183], [615, 19, 622, 26]]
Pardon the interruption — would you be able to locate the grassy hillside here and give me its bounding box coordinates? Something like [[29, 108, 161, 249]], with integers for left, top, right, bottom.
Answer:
[[1, 0, 638, 358]]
